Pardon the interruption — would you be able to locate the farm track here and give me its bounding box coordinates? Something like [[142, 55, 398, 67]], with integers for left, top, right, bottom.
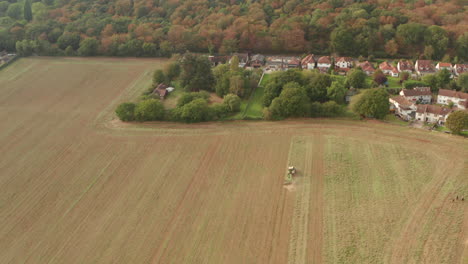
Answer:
[[287, 136, 324, 264], [0, 57, 466, 264]]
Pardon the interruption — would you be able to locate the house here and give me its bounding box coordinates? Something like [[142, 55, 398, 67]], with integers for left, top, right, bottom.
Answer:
[[335, 57, 353, 69], [301, 54, 316, 69], [454, 64, 468, 76], [358, 61, 375, 75], [399, 87, 432, 104], [379, 61, 393, 75], [379, 61, 399, 77], [250, 54, 265, 68], [284, 56, 301, 69], [437, 89, 468, 110], [415, 60, 435, 76], [435, 62, 452, 72], [229, 53, 249, 68], [389, 95, 416, 120], [208, 55, 230, 67], [415, 104, 452, 125], [317, 56, 332, 72], [390, 67, 399, 77], [397, 60, 413, 73], [265, 56, 284, 71], [153, 83, 168, 100]]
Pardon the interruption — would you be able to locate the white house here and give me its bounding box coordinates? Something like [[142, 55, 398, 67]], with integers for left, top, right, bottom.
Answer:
[[415, 60, 435, 76], [437, 89, 468, 110], [380, 61, 399, 77], [389, 96, 416, 120], [435, 62, 452, 71], [454, 64, 468, 76], [335, 57, 353, 69], [400, 87, 432, 104], [397, 60, 413, 73], [415, 104, 452, 125], [301, 54, 315, 69], [317, 56, 331, 70]]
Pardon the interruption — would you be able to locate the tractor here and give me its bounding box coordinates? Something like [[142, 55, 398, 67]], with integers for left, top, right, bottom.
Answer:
[[284, 166, 296, 185]]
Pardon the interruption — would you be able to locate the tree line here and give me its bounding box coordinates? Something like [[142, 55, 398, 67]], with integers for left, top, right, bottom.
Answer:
[[0, 0, 467, 62]]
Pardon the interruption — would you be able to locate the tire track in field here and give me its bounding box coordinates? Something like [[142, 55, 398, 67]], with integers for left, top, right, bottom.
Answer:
[[149, 137, 221, 264], [387, 156, 462, 264], [287, 136, 323, 264]]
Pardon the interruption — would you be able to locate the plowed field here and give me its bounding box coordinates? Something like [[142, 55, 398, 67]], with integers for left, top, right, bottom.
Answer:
[[0, 58, 466, 264]]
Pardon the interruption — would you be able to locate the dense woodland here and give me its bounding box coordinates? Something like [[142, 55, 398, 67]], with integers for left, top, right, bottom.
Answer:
[[0, 0, 467, 61]]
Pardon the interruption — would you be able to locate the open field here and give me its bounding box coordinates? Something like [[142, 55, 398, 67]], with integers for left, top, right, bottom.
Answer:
[[0, 57, 467, 264]]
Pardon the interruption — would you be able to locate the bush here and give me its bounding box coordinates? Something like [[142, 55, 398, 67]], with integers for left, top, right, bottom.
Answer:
[[134, 99, 165, 121], [115, 102, 136, 121], [352, 88, 389, 119], [172, 98, 210, 122], [223, 93, 241, 112], [211, 103, 230, 119], [446, 110, 468, 134], [310, 101, 345, 117], [176, 91, 210, 107], [403, 80, 427, 89]]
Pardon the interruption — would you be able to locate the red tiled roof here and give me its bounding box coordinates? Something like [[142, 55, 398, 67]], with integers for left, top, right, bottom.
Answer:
[[401, 87, 432, 96], [379, 61, 393, 71], [317, 56, 331, 64], [437, 62, 452, 67], [454, 64, 468, 74], [359, 61, 375, 72], [301, 54, 315, 65], [336, 57, 352, 63], [416, 60, 435, 72], [438, 89, 468, 100], [416, 104, 452, 116], [390, 95, 414, 109], [398, 60, 413, 71]]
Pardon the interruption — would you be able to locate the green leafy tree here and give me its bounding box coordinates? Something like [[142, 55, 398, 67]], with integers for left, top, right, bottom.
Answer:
[[223, 93, 241, 112], [164, 62, 181, 82], [23, 0, 32, 21], [456, 33, 468, 61], [304, 72, 332, 102], [152, 69, 166, 85], [404, 80, 428, 89], [173, 98, 210, 122], [65, 46, 74, 56], [213, 64, 230, 97], [115, 102, 136, 121], [436, 68, 451, 90], [445, 111, 468, 134], [396, 23, 426, 51], [422, 74, 439, 92], [424, 26, 448, 60], [78, 38, 99, 56], [331, 27, 355, 55], [268, 82, 309, 118], [347, 68, 367, 88], [142, 42, 157, 56], [134, 99, 165, 121], [457, 73, 468, 92], [327, 80, 347, 104], [352, 88, 389, 119], [230, 55, 239, 72], [57, 32, 80, 50], [180, 53, 215, 92], [176, 91, 210, 107], [7, 3, 22, 19], [229, 75, 244, 96]]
